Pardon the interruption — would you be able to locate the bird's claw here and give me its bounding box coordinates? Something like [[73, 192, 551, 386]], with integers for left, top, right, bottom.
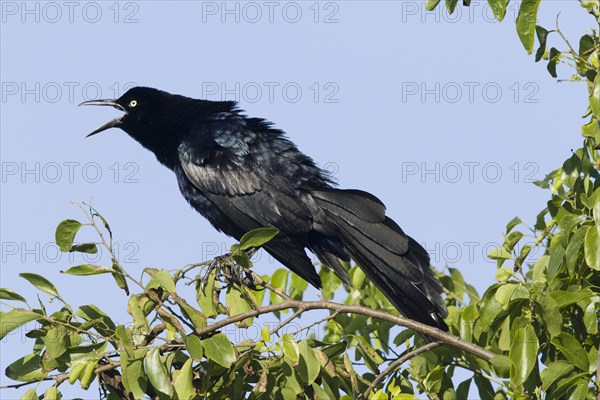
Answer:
[[198, 251, 259, 292]]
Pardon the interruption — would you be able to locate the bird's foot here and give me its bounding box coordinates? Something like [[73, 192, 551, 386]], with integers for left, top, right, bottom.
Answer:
[[199, 250, 259, 291]]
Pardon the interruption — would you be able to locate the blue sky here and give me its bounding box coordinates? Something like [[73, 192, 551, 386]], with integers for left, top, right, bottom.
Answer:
[[0, 1, 592, 398]]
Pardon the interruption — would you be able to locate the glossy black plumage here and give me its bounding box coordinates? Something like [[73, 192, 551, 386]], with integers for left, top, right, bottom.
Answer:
[[81, 87, 449, 331]]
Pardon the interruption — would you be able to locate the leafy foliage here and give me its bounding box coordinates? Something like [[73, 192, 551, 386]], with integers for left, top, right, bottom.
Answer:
[[2, 1, 600, 399]]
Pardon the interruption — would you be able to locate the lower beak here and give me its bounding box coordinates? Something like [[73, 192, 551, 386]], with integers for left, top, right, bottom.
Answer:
[[79, 99, 126, 137]]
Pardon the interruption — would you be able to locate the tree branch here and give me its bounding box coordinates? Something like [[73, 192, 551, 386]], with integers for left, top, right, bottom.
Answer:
[[270, 308, 303, 337], [363, 342, 441, 398], [194, 298, 495, 362]]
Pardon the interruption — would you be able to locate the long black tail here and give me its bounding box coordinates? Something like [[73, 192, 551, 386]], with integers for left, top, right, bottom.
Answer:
[[311, 189, 449, 331]]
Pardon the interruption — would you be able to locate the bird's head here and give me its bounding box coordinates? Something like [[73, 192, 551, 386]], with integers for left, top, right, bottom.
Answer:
[[80, 86, 168, 138], [80, 86, 233, 168]]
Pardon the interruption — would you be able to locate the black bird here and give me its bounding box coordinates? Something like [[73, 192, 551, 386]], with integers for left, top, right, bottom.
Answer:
[[80, 87, 448, 331]]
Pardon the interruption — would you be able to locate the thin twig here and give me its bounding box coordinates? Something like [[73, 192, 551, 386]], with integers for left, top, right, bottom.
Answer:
[[363, 342, 441, 399], [290, 311, 340, 336], [74, 202, 144, 290], [555, 13, 593, 69], [251, 271, 293, 302], [443, 287, 467, 306], [453, 361, 509, 389], [270, 308, 303, 337], [0, 372, 69, 390]]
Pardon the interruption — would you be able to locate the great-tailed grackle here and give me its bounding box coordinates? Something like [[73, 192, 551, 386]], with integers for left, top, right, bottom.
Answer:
[[80, 87, 449, 331]]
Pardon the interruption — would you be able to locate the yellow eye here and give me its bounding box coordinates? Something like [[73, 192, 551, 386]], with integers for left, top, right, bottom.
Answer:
[[129, 100, 137, 108]]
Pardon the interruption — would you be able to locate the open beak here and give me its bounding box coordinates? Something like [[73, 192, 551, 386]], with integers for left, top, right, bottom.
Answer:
[[79, 99, 126, 137]]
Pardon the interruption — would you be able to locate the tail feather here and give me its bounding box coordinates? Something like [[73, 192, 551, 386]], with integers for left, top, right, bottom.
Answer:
[[317, 199, 422, 282], [311, 189, 385, 222], [312, 189, 448, 332], [265, 236, 322, 289]]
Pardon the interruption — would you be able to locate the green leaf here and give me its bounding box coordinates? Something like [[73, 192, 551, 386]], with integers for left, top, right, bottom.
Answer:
[[0, 288, 27, 303], [593, 190, 600, 227], [75, 304, 116, 337], [568, 381, 589, 400], [487, 247, 512, 260], [505, 216, 522, 233], [547, 47, 561, 78], [147, 269, 176, 293], [122, 349, 147, 399], [541, 360, 573, 391], [565, 226, 588, 272], [144, 347, 173, 398], [232, 253, 252, 269], [498, 315, 511, 352], [69, 342, 108, 364], [515, 0, 541, 53], [456, 379, 471, 399], [582, 119, 600, 142], [540, 296, 563, 338], [290, 271, 309, 299], [69, 362, 86, 384], [319, 267, 342, 300], [202, 333, 235, 368], [509, 323, 539, 385], [354, 335, 384, 373], [70, 243, 98, 254], [261, 325, 270, 342], [174, 296, 206, 329], [549, 290, 593, 308], [590, 74, 600, 119], [111, 261, 130, 296], [426, 0, 442, 11], [479, 286, 503, 330], [494, 284, 517, 307], [226, 285, 254, 327], [461, 304, 479, 322], [488, 0, 508, 21], [490, 355, 511, 378], [311, 383, 330, 400], [535, 25, 550, 62], [282, 334, 300, 365], [20, 388, 38, 400], [0, 309, 41, 340], [239, 228, 279, 250], [173, 358, 195, 400], [63, 264, 113, 276], [128, 296, 151, 339], [551, 333, 589, 371], [298, 340, 320, 385], [547, 244, 566, 280], [495, 267, 513, 282], [445, 0, 459, 13], [584, 303, 598, 335], [185, 334, 204, 361], [579, 34, 594, 57], [55, 219, 82, 252], [79, 360, 97, 389], [197, 269, 219, 319], [554, 372, 589, 398], [19, 273, 59, 297], [270, 268, 289, 305], [584, 225, 600, 270], [474, 372, 495, 400], [44, 326, 68, 358], [5, 353, 47, 382], [44, 386, 61, 400]]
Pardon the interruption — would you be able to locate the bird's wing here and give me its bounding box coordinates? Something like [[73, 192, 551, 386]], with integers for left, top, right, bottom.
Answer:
[[177, 118, 322, 287]]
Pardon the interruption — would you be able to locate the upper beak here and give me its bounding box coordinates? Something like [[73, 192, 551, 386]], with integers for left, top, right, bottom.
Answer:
[[79, 99, 126, 137]]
